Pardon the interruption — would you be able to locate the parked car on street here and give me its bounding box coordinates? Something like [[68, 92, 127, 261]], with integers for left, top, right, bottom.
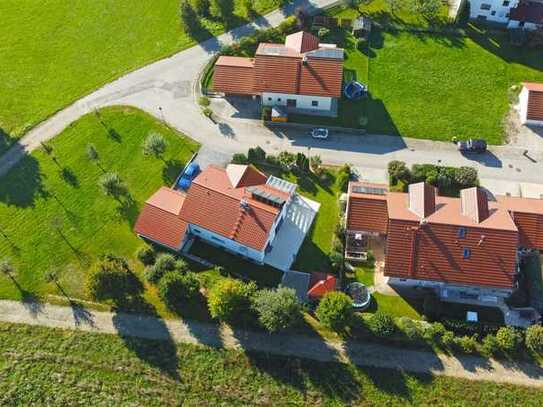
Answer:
[[311, 128, 329, 140], [456, 138, 487, 154]]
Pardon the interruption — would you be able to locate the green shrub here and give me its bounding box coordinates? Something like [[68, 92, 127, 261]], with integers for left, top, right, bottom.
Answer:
[[208, 279, 257, 322], [441, 330, 456, 348], [231, 153, 248, 164], [388, 160, 410, 185], [481, 334, 499, 356], [455, 335, 478, 354], [453, 166, 478, 188], [261, 106, 272, 121], [496, 326, 523, 353], [253, 287, 302, 333], [396, 317, 421, 340], [198, 96, 210, 107], [423, 321, 446, 342], [86, 254, 143, 302], [328, 251, 344, 273], [336, 171, 350, 193], [318, 27, 330, 39], [142, 132, 167, 158], [158, 271, 200, 311], [248, 146, 266, 163], [144, 253, 187, 284], [368, 312, 395, 337], [525, 325, 543, 353], [136, 246, 156, 266], [278, 16, 297, 34], [315, 291, 353, 331], [202, 107, 213, 118]]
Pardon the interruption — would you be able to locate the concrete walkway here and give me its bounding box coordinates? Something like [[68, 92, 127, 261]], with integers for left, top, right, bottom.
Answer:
[[1, 299, 543, 387]]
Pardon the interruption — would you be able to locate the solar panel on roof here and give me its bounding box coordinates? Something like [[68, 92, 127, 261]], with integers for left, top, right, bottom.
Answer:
[[352, 186, 386, 195], [307, 48, 344, 60]]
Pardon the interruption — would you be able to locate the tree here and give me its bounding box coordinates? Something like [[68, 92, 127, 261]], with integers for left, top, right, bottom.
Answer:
[[388, 160, 410, 184], [240, 0, 253, 18], [315, 291, 353, 331], [318, 27, 331, 40], [208, 279, 257, 321], [525, 325, 543, 353], [210, 0, 234, 21], [86, 144, 99, 161], [144, 253, 188, 284], [496, 326, 523, 353], [142, 132, 167, 159], [418, 0, 442, 18], [295, 152, 309, 172], [136, 245, 156, 266], [86, 254, 143, 302], [453, 167, 478, 188], [247, 146, 266, 163], [385, 0, 402, 15], [99, 172, 128, 199], [310, 155, 322, 174], [0, 258, 15, 278], [159, 271, 201, 311], [253, 287, 302, 333], [180, 1, 200, 34]]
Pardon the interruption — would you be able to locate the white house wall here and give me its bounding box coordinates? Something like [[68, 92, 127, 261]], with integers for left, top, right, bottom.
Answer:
[[469, 0, 519, 23], [262, 92, 332, 111], [519, 86, 530, 124], [189, 224, 265, 263]]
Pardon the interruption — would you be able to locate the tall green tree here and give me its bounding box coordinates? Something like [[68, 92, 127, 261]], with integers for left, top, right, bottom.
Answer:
[[180, 1, 200, 34]]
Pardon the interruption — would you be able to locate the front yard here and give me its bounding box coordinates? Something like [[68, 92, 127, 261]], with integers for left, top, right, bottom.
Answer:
[[292, 2, 543, 144]]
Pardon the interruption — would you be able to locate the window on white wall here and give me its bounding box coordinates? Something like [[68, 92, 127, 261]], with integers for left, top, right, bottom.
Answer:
[[480, 3, 492, 10], [268, 97, 272, 101], [503, 0, 510, 6], [491, 10, 496, 16], [312, 100, 319, 107]]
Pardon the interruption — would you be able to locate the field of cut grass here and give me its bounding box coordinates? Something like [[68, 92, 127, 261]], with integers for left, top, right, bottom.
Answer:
[[0, 107, 198, 306], [2, 321, 542, 406], [0, 0, 284, 153]]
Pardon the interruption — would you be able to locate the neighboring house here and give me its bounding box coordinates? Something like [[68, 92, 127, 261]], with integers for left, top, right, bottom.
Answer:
[[212, 31, 344, 117], [134, 164, 319, 272], [469, 0, 543, 29], [345, 181, 543, 301], [519, 82, 543, 125]]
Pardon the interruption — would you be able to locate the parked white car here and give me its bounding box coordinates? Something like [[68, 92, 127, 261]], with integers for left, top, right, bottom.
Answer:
[[311, 128, 329, 140]]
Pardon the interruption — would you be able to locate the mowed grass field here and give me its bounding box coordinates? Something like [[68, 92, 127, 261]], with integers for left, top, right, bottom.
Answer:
[[0, 107, 198, 304], [2, 322, 543, 406], [0, 0, 283, 153], [311, 3, 543, 144]]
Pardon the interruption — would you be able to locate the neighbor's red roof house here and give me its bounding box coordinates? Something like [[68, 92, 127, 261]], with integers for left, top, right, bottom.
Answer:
[[213, 31, 344, 100], [519, 82, 543, 125], [346, 181, 543, 291]]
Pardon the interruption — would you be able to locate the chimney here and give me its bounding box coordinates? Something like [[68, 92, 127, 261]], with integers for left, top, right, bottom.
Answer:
[[460, 187, 489, 223], [408, 182, 436, 219]]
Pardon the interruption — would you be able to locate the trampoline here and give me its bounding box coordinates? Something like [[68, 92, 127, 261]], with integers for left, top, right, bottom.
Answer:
[[344, 81, 367, 100], [345, 282, 371, 310]]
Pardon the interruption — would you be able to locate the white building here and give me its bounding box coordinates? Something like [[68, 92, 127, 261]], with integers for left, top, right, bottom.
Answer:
[[519, 82, 543, 126], [469, 0, 543, 30]]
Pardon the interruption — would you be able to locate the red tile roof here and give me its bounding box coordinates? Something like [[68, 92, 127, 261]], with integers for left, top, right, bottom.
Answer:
[[213, 31, 344, 98], [524, 82, 543, 122], [134, 188, 188, 250], [497, 195, 543, 250], [347, 182, 389, 234], [285, 31, 320, 53], [178, 165, 285, 251], [510, 1, 543, 24]]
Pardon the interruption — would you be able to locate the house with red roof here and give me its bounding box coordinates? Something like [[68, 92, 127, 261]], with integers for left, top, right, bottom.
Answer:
[[134, 164, 320, 271], [519, 82, 543, 126], [212, 31, 344, 117], [469, 0, 543, 30], [345, 180, 543, 303]]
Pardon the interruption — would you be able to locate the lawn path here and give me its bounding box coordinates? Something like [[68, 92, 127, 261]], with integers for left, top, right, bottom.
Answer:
[[1, 299, 542, 387]]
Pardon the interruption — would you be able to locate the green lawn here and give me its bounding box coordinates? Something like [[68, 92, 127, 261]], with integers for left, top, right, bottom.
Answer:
[[292, 2, 543, 144], [0, 0, 284, 153], [2, 322, 543, 405], [0, 107, 199, 306]]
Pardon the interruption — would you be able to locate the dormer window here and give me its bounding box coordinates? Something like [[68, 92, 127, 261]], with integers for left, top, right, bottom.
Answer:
[[463, 248, 471, 259], [458, 227, 466, 238]]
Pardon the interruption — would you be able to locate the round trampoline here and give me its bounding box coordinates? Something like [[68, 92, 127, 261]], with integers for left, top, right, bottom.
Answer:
[[344, 81, 367, 100], [345, 282, 371, 310]]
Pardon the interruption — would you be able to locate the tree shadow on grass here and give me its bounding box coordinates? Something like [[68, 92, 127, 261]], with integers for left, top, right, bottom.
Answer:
[[0, 127, 14, 155], [0, 154, 47, 208], [60, 167, 80, 188], [116, 194, 140, 227], [112, 296, 180, 381], [229, 318, 362, 405], [5, 273, 44, 317], [51, 279, 95, 327], [162, 159, 184, 185]]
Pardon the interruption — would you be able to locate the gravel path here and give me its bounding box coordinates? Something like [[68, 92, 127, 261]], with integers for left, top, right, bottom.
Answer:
[[1, 299, 542, 387]]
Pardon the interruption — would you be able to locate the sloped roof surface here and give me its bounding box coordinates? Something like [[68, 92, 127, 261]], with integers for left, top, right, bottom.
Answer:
[[510, 2, 543, 24], [134, 187, 188, 249], [460, 187, 490, 224], [213, 58, 256, 95], [347, 182, 389, 234], [285, 31, 320, 53], [408, 182, 436, 218]]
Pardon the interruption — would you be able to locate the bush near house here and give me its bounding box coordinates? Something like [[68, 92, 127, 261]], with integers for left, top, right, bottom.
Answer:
[[136, 245, 156, 266], [368, 311, 396, 337], [86, 254, 143, 302], [158, 271, 200, 311], [315, 291, 353, 331], [525, 325, 543, 354], [496, 326, 523, 353], [252, 286, 302, 333], [207, 279, 257, 322], [144, 253, 188, 284], [388, 161, 479, 196]]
